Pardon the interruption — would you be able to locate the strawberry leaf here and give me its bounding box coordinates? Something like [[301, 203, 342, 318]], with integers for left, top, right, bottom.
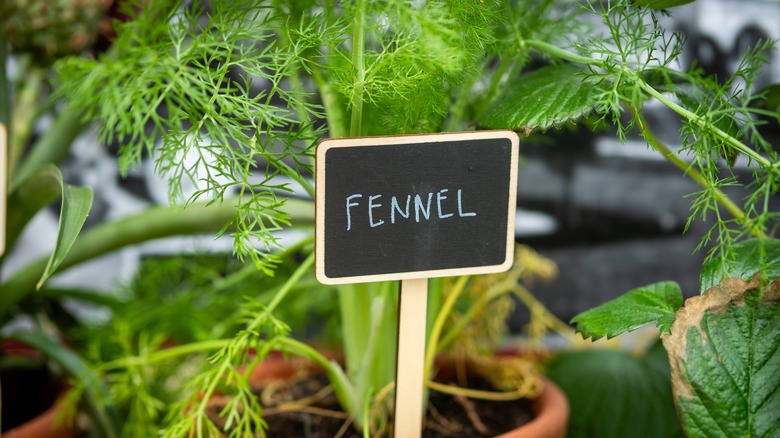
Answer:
[[572, 281, 683, 340], [480, 64, 598, 134], [700, 239, 780, 292], [662, 278, 780, 437]]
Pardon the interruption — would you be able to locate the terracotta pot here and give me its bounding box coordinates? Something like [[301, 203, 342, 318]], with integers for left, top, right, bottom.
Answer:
[[3, 399, 81, 438], [495, 377, 568, 438], [1, 340, 82, 438], [237, 352, 569, 437]]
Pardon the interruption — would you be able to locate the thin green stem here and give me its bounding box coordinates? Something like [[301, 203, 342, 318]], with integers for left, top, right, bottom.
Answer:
[[8, 68, 43, 177], [524, 39, 600, 66], [633, 107, 766, 239], [635, 81, 773, 169], [349, 0, 366, 137], [436, 279, 511, 352], [274, 337, 357, 418], [526, 39, 774, 172], [426, 380, 533, 401], [479, 57, 513, 117], [102, 339, 230, 370], [266, 251, 314, 313], [423, 276, 469, 385], [265, 152, 315, 198], [0, 32, 8, 131], [0, 33, 10, 129]]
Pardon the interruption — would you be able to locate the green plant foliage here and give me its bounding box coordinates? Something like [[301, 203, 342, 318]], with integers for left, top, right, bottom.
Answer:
[[662, 280, 780, 438], [632, 0, 696, 9], [546, 343, 684, 438], [36, 167, 93, 290], [5, 163, 61, 251], [700, 238, 780, 292], [572, 281, 683, 340], [480, 64, 598, 133], [56, 1, 326, 273], [9, 330, 121, 438]]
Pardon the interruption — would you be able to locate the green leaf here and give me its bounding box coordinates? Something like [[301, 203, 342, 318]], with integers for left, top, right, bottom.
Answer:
[[751, 83, 780, 111], [662, 277, 780, 437], [8, 331, 122, 438], [632, 0, 697, 9], [700, 238, 780, 292], [36, 168, 93, 290], [547, 346, 684, 438], [572, 281, 683, 340], [5, 164, 62, 253], [480, 64, 598, 134]]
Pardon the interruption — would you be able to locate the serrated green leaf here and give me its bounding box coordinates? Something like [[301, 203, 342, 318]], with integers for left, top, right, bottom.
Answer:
[[36, 168, 93, 290], [547, 346, 684, 438], [662, 278, 780, 437], [480, 64, 598, 134], [700, 238, 780, 292], [632, 0, 696, 9], [572, 281, 683, 340]]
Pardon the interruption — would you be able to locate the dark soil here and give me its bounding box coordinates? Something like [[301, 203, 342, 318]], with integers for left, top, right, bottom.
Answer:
[[210, 373, 534, 437]]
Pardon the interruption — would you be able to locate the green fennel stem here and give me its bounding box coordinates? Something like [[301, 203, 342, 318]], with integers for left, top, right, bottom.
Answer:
[[423, 275, 469, 385], [524, 39, 774, 171], [8, 68, 43, 177], [525, 38, 773, 235], [0, 32, 9, 129], [635, 81, 773, 170], [632, 108, 767, 239], [349, 0, 366, 138]]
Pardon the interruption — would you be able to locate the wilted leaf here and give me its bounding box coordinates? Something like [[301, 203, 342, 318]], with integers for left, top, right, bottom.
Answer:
[[572, 281, 683, 340], [37, 168, 93, 289], [480, 64, 598, 134], [662, 277, 780, 437], [700, 238, 780, 292]]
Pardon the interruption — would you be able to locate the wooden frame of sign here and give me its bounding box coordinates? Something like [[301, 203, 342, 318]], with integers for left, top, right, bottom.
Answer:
[[316, 130, 519, 284], [315, 130, 519, 438]]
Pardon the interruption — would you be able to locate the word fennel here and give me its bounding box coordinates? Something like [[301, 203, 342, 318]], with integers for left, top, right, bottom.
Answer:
[[345, 188, 476, 231]]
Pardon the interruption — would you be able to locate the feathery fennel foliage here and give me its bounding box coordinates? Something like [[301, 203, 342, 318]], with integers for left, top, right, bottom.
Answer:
[[52, 0, 779, 436], [57, 1, 329, 273], [494, 0, 780, 269]]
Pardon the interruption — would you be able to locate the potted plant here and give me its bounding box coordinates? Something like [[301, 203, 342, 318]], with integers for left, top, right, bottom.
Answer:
[[3, 0, 776, 436], [2, 0, 574, 436], [478, 0, 779, 436]]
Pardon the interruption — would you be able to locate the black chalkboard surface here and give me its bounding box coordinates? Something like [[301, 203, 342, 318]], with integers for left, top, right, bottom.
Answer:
[[315, 131, 519, 284]]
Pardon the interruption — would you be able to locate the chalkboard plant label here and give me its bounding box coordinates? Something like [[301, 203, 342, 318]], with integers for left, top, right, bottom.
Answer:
[[315, 131, 519, 284]]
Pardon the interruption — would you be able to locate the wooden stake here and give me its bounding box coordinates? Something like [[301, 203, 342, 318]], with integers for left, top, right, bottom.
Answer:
[[394, 277, 428, 438], [0, 124, 6, 256]]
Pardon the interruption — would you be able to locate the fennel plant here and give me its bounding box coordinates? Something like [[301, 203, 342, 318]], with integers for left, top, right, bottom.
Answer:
[[9, 0, 776, 436]]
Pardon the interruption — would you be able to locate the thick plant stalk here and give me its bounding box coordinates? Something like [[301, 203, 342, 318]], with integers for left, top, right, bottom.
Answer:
[[0, 198, 314, 315], [9, 109, 87, 192]]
